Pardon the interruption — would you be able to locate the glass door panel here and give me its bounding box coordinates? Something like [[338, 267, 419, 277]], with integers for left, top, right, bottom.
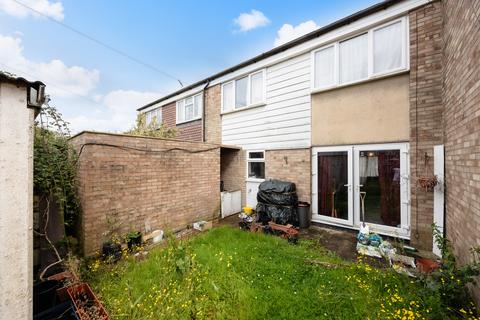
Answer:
[[358, 149, 401, 228], [312, 147, 353, 226]]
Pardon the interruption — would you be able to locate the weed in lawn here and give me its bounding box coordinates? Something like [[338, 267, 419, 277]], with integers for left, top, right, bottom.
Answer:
[[87, 227, 477, 319]]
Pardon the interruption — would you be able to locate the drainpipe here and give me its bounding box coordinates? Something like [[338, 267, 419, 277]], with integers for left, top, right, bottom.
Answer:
[[202, 80, 210, 142]]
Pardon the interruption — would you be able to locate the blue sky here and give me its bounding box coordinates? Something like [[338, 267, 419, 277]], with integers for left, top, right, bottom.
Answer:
[[0, 0, 380, 132]]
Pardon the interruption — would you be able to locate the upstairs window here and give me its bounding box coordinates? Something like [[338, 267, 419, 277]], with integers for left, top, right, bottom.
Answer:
[[312, 17, 407, 91], [145, 108, 162, 127], [222, 70, 265, 113], [176, 93, 202, 124]]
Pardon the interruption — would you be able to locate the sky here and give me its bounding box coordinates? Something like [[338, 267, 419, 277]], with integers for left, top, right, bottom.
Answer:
[[0, 0, 381, 133]]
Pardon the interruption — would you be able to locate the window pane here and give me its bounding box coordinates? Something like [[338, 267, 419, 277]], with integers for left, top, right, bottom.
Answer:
[[194, 95, 202, 118], [177, 101, 184, 123], [235, 76, 248, 108], [339, 33, 368, 83], [317, 152, 349, 220], [248, 162, 265, 179], [250, 72, 264, 104], [248, 152, 264, 159], [185, 104, 193, 121], [314, 46, 335, 88], [222, 82, 234, 112], [374, 22, 403, 74]]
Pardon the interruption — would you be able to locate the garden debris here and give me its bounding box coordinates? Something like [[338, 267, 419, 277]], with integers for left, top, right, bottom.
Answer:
[[193, 220, 212, 232], [134, 251, 149, 262], [392, 263, 416, 278], [250, 221, 299, 243], [143, 229, 164, 243], [416, 257, 441, 273], [356, 243, 382, 258], [305, 259, 341, 269]]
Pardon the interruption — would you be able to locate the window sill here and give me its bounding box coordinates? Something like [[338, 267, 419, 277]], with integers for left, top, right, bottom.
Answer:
[[246, 178, 265, 183], [176, 117, 202, 126], [310, 69, 409, 95], [221, 102, 266, 115]]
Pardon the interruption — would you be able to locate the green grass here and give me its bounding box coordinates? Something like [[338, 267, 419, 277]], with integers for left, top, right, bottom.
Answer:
[[87, 226, 454, 319]]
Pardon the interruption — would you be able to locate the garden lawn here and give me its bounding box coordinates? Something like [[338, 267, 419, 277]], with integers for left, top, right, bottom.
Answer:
[[87, 226, 456, 320]]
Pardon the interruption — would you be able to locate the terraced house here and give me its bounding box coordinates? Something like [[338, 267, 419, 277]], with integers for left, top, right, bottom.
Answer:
[[137, 0, 480, 265]]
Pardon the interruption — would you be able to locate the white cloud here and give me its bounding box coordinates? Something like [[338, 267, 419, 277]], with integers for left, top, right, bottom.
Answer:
[[66, 90, 161, 133], [0, 33, 100, 97], [234, 9, 270, 32], [0, 0, 64, 21], [274, 20, 319, 47]]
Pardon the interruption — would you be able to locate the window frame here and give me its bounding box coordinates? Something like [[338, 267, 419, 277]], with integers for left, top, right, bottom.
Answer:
[[246, 150, 265, 182], [176, 92, 203, 125], [145, 108, 162, 127], [221, 69, 266, 114], [311, 16, 408, 93]]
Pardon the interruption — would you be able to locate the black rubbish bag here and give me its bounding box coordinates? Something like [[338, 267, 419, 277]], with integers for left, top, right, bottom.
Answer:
[[256, 179, 299, 225]]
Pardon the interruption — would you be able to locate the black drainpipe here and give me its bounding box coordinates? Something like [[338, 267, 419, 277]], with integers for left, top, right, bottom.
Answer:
[[202, 80, 210, 142]]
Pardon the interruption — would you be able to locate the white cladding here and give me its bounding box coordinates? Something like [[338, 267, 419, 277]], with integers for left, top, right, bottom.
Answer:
[[221, 53, 311, 150]]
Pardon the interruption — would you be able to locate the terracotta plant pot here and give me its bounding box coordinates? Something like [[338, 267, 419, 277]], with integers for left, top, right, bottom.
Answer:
[[418, 176, 438, 192], [67, 283, 109, 320], [416, 258, 441, 273]]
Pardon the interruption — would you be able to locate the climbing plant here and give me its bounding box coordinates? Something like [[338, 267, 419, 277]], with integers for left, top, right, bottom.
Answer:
[[34, 99, 80, 236], [124, 113, 178, 138]]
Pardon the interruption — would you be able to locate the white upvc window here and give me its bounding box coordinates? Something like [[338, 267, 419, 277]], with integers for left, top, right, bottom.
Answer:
[[246, 151, 265, 180], [176, 93, 203, 124], [145, 108, 162, 127], [312, 17, 408, 91], [221, 69, 266, 113]]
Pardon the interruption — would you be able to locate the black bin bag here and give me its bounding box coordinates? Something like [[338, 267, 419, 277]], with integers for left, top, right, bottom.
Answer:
[[255, 179, 298, 226]]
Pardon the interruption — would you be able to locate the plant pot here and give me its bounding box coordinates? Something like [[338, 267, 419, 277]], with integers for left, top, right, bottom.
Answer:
[[34, 300, 79, 320], [126, 233, 142, 251], [418, 176, 438, 192], [102, 241, 121, 261], [33, 280, 62, 314], [67, 283, 109, 320]]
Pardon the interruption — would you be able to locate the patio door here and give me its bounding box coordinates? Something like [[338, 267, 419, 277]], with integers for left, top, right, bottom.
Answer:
[[312, 143, 410, 238], [353, 143, 410, 237], [312, 146, 354, 226]]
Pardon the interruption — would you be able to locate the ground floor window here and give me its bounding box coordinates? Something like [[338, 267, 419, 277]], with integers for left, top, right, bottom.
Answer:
[[247, 151, 265, 179], [312, 143, 410, 238]]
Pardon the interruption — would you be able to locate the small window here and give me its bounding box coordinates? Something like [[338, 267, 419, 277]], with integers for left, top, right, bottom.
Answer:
[[339, 33, 368, 84], [314, 46, 335, 88], [222, 70, 266, 112], [373, 21, 403, 74], [177, 93, 202, 124], [247, 151, 265, 180], [145, 108, 162, 127]]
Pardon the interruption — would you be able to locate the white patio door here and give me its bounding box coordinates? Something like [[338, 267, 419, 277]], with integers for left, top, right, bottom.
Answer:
[[353, 143, 410, 238], [312, 143, 410, 238], [312, 146, 354, 226]]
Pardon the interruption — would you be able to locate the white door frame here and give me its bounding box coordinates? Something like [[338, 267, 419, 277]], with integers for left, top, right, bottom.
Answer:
[[245, 150, 265, 207], [353, 143, 410, 238], [312, 143, 411, 239], [312, 145, 354, 227]]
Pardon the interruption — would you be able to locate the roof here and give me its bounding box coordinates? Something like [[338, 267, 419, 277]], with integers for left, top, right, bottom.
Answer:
[[138, 0, 404, 111], [0, 71, 45, 89]]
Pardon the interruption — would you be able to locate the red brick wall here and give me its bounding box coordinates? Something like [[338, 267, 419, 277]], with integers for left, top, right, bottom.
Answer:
[[177, 120, 203, 142], [70, 132, 220, 255], [161, 101, 203, 142], [162, 102, 176, 128], [408, 2, 444, 250], [265, 149, 311, 203], [443, 0, 480, 303]]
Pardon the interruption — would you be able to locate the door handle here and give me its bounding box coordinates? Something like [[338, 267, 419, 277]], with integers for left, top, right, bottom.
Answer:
[[355, 184, 364, 191], [343, 184, 352, 191]]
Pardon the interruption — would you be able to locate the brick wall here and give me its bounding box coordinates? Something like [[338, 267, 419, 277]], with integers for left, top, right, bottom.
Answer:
[[265, 149, 311, 203], [205, 85, 222, 144], [408, 2, 444, 250], [443, 0, 480, 303], [162, 102, 176, 128], [177, 120, 203, 142], [221, 148, 246, 205], [70, 132, 220, 255], [161, 101, 203, 142]]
